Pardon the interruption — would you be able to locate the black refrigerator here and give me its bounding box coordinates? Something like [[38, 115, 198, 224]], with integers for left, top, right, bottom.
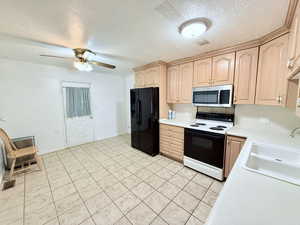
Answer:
[[130, 87, 159, 156]]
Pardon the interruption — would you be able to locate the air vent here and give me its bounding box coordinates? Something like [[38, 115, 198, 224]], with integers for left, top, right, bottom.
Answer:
[[154, 0, 182, 21], [197, 40, 210, 46]]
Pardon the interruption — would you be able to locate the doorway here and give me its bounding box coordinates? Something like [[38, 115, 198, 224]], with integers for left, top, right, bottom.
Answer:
[[62, 82, 95, 147]]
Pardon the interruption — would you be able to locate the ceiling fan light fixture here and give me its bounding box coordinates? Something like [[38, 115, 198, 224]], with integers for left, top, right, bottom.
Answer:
[[179, 18, 208, 39], [73, 61, 93, 72]]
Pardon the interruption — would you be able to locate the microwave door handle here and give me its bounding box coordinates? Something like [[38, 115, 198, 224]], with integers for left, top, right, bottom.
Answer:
[[217, 90, 221, 104]]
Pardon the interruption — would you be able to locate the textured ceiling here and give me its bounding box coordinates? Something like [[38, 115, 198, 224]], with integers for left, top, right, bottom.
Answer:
[[0, 0, 289, 74]]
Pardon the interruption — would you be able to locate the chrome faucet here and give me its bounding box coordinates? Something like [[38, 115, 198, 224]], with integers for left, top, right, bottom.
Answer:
[[290, 127, 300, 138]]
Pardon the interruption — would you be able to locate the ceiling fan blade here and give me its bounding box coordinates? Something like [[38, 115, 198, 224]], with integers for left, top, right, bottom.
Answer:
[[89, 61, 116, 69], [40, 54, 73, 59], [0, 33, 70, 50], [93, 51, 133, 61]]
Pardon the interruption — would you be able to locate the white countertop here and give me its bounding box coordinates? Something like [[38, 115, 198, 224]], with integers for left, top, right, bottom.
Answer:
[[159, 119, 300, 225], [206, 127, 300, 225], [159, 118, 192, 128], [159, 118, 233, 134]]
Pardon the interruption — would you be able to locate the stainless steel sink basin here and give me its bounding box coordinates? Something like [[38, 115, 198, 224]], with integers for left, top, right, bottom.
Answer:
[[243, 142, 300, 185]]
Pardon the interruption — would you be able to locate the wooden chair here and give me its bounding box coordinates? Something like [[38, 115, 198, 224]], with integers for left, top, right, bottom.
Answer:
[[0, 128, 42, 180]]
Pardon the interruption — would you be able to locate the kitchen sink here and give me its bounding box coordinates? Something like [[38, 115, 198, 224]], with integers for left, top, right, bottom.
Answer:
[[243, 142, 300, 185]]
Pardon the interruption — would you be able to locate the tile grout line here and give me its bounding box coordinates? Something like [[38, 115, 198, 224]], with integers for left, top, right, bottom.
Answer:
[[114, 159, 193, 225], [77, 140, 171, 224], [149, 165, 197, 225], [42, 155, 62, 225], [70, 144, 132, 225], [183, 178, 216, 225], [55, 147, 97, 225], [29, 135, 220, 225]]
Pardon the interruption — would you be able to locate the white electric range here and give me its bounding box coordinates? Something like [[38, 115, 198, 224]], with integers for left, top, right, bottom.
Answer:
[[184, 112, 234, 181]]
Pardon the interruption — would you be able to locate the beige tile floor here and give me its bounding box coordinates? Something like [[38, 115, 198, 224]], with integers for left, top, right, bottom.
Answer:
[[0, 134, 224, 225]]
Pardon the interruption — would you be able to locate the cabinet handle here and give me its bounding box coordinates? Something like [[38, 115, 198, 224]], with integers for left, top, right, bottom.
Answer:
[[234, 96, 237, 102], [277, 96, 282, 104], [287, 59, 295, 70]]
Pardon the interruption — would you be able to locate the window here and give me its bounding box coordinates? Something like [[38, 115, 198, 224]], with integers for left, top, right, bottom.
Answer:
[[65, 87, 91, 118]]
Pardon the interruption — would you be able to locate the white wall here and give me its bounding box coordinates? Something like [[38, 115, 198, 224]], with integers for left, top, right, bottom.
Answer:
[[124, 74, 134, 133], [171, 104, 195, 121], [235, 105, 300, 134], [171, 104, 300, 135], [0, 58, 128, 156]]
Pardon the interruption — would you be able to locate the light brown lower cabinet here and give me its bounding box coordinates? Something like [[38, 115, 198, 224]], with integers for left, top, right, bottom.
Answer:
[[160, 124, 184, 162], [224, 135, 246, 178]]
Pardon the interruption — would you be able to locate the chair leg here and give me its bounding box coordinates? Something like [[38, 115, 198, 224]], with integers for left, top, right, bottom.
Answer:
[[34, 154, 42, 171], [9, 159, 16, 181]]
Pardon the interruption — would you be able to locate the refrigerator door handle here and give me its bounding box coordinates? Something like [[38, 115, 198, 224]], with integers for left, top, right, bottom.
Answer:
[[138, 100, 142, 124]]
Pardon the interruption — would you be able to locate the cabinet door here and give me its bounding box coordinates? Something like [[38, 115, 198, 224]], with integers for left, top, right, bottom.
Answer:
[[144, 66, 160, 87], [288, 3, 300, 75], [135, 71, 145, 88], [193, 58, 212, 87], [160, 124, 184, 162], [224, 136, 246, 177], [152, 66, 160, 86], [212, 53, 235, 86], [234, 47, 258, 104], [179, 62, 193, 103], [143, 69, 153, 87], [255, 34, 289, 106], [167, 65, 179, 103]]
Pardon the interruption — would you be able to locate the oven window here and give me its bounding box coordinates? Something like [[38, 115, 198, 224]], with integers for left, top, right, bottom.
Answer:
[[193, 91, 219, 104], [192, 136, 213, 150]]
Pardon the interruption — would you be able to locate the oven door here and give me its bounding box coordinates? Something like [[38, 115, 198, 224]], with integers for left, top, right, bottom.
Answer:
[[184, 128, 225, 169]]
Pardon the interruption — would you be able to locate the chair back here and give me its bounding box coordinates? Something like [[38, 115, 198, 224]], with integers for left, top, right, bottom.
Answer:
[[0, 128, 17, 156]]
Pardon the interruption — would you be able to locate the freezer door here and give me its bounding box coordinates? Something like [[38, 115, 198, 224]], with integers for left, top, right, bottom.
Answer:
[[130, 89, 140, 149]]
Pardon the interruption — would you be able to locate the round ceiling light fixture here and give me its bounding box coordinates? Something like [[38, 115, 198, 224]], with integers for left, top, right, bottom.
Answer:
[[179, 18, 208, 39]]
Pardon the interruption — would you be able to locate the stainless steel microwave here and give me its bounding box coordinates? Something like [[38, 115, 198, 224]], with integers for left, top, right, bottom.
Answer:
[[192, 85, 233, 107]]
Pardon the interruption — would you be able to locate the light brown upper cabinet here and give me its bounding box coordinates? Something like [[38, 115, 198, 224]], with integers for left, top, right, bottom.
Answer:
[[212, 53, 235, 86], [135, 71, 145, 88], [133, 61, 169, 118], [167, 62, 193, 103], [255, 34, 289, 106], [287, 2, 300, 76], [144, 66, 160, 87], [193, 58, 212, 87], [167, 65, 179, 103], [179, 62, 193, 103], [234, 47, 259, 104]]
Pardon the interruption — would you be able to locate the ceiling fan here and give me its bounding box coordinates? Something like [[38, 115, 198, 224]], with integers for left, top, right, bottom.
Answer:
[[40, 48, 116, 71]]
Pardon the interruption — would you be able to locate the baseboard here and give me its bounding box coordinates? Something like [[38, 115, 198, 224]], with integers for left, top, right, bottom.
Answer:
[[40, 133, 131, 156]]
